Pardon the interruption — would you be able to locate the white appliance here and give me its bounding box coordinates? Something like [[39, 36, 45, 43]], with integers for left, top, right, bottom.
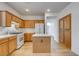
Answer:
[[16, 33, 24, 49], [35, 23, 44, 34]]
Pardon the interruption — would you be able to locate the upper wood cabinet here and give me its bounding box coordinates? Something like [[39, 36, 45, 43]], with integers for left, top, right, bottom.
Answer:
[[35, 20, 44, 23], [0, 11, 12, 27], [6, 12, 12, 27], [0, 12, 2, 26], [24, 20, 44, 28], [24, 20, 35, 28]]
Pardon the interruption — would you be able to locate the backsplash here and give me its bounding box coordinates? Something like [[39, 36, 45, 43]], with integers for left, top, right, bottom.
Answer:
[[17, 28, 35, 33]]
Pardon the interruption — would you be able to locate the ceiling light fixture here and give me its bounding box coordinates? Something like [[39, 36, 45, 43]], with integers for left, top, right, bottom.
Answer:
[[47, 9, 51, 12], [25, 9, 29, 12]]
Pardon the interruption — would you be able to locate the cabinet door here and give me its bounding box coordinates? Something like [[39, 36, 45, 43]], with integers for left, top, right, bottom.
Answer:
[[9, 37, 16, 53], [24, 33, 33, 42], [6, 12, 12, 27], [35, 20, 44, 23], [24, 20, 35, 28], [0, 42, 8, 56], [59, 30, 64, 43], [64, 15, 71, 49], [59, 19, 64, 43], [64, 30, 71, 49], [59, 19, 64, 29], [64, 15, 71, 29], [0, 12, 2, 26]]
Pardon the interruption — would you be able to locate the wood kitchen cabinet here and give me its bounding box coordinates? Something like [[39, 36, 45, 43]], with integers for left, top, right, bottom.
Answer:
[[6, 11, 12, 27], [0, 12, 2, 26], [35, 20, 44, 23], [24, 33, 34, 42], [24, 20, 35, 28], [8, 36, 16, 53], [59, 19, 64, 43], [19, 19, 25, 28], [59, 14, 71, 49], [0, 11, 12, 27], [64, 15, 71, 49], [0, 38, 9, 56], [32, 36, 51, 53]]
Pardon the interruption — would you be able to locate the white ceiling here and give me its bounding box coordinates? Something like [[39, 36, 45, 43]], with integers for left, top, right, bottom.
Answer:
[[6, 2, 70, 16]]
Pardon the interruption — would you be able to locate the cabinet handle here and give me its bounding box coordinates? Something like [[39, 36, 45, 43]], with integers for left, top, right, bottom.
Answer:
[[41, 39, 43, 43]]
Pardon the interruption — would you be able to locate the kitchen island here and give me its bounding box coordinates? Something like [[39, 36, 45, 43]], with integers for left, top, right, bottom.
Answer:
[[32, 34, 51, 53]]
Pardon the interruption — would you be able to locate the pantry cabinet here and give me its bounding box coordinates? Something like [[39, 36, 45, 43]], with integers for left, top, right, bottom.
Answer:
[[0, 11, 12, 27], [59, 14, 71, 49]]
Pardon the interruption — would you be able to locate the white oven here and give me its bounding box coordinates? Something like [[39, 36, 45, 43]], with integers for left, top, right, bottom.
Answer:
[[16, 33, 24, 49]]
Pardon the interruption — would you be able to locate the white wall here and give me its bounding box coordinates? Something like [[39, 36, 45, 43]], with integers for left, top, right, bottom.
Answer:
[[58, 2, 79, 55], [21, 15, 44, 20], [0, 2, 21, 17], [46, 18, 59, 42], [45, 13, 59, 42]]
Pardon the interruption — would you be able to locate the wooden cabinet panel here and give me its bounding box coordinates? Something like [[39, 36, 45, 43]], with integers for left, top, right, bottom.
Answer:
[[59, 19, 64, 43], [64, 15, 71, 29], [0, 38, 8, 56], [19, 20, 24, 28], [24, 33, 34, 42], [0, 42, 8, 56], [33, 36, 51, 53], [0, 12, 2, 26], [9, 36, 16, 53], [24, 20, 35, 28], [59, 19, 64, 29], [59, 30, 64, 43], [6, 12, 12, 27], [64, 30, 71, 49], [35, 20, 44, 23], [59, 14, 71, 49]]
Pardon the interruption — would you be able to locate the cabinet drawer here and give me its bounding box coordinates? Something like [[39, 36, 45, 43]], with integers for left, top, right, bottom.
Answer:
[[9, 36, 16, 40], [0, 38, 8, 44]]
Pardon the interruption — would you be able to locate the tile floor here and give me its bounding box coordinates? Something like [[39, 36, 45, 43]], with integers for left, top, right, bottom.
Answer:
[[10, 40, 77, 56]]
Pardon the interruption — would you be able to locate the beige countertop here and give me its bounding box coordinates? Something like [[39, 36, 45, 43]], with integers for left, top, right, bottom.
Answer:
[[32, 34, 51, 37], [0, 34, 16, 39]]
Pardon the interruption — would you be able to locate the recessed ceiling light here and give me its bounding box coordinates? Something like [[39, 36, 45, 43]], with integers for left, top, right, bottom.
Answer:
[[25, 9, 29, 12], [47, 9, 51, 12]]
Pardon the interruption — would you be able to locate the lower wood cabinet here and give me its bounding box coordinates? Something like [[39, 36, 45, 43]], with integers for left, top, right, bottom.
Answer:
[[9, 36, 16, 53], [33, 36, 51, 53], [0, 38, 9, 56], [0, 36, 17, 56], [24, 33, 34, 42]]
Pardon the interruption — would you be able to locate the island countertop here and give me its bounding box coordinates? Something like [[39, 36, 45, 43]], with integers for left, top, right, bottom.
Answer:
[[32, 34, 51, 37]]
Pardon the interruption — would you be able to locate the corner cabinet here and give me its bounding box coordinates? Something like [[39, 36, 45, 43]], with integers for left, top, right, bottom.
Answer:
[[0, 11, 12, 27]]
